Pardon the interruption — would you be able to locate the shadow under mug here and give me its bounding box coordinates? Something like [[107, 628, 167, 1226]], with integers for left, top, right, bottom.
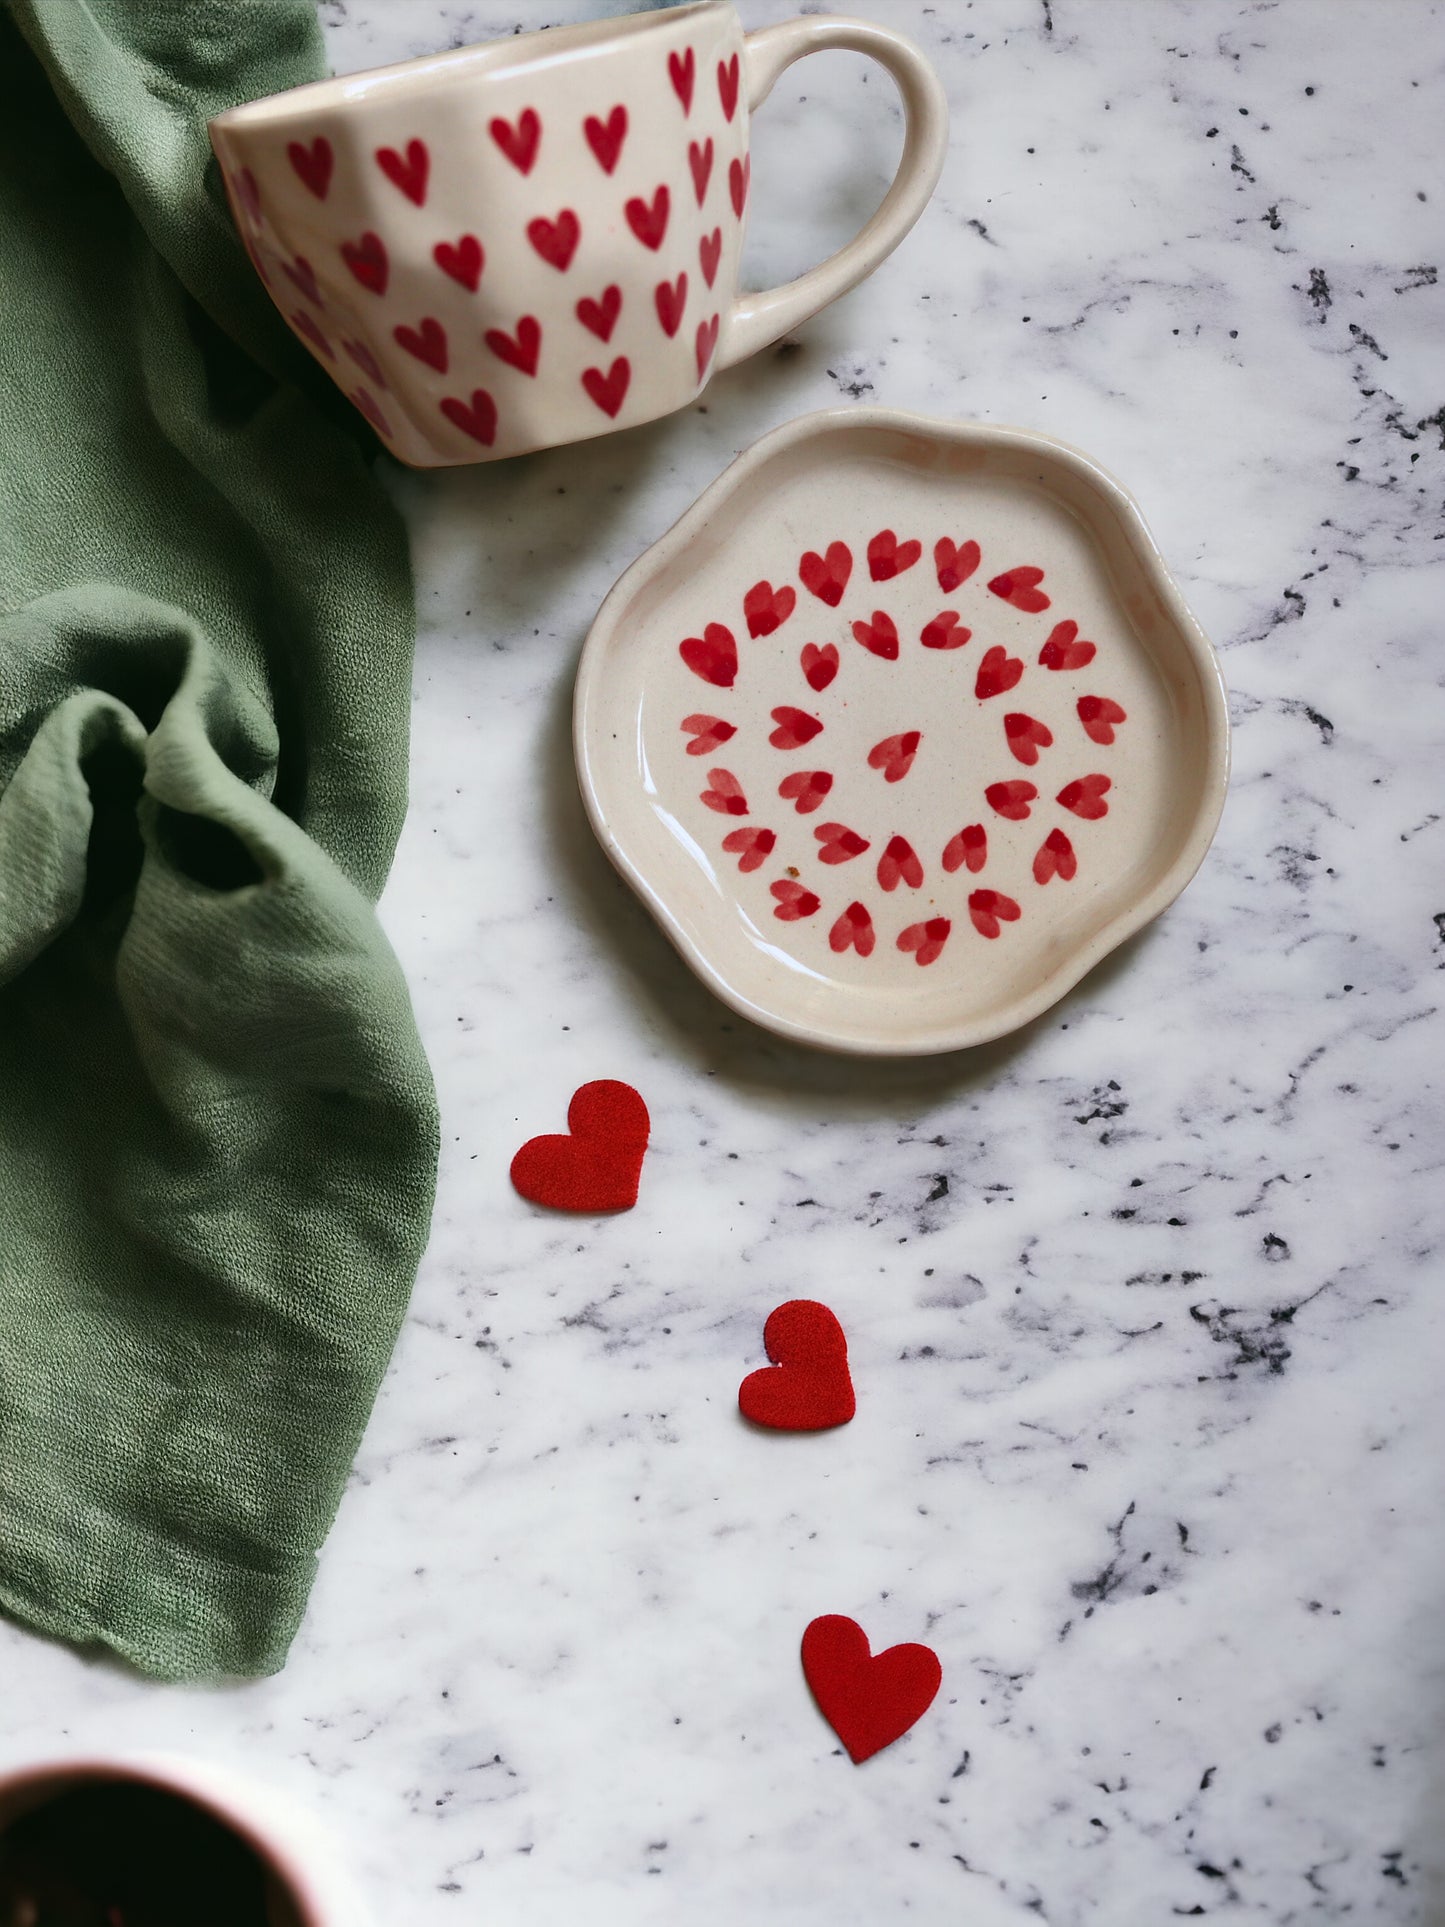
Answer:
[[209, 1, 948, 467]]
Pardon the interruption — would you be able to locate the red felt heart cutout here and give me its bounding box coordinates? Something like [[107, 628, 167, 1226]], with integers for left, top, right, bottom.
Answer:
[[738, 1300, 855, 1431], [801, 1616, 942, 1763], [655, 272, 688, 338], [969, 888, 1021, 939], [490, 109, 541, 176], [584, 104, 627, 175], [681, 713, 736, 755], [1032, 826, 1077, 884], [778, 769, 833, 813], [1003, 711, 1053, 766], [689, 137, 714, 204], [745, 579, 796, 638], [975, 645, 1023, 700], [867, 529, 922, 581], [680, 622, 738, 688], [722, 826, 775, 872], [287, 137, 333, 200], [987, 565, 1050, 613], [376, 138, 429, 205], [576, 284, 622, 341], [801, 643, 838, 692], [625, 184, 671, 251], [828, 899, 875, 956], [1077, 695, 1127, 744], [799, 542, 852, 607], [852, 611, 899, 660], [769, 705, 823, 750], [484, 315, 541, 376], [866, 731, 920, 783], [942, 823, 987, 873], [896, 917, 951, 966], [528, 210, 581, 271], [434, 234, 484, 290], [582, 356, 631, 417], [1039, 618, 1096, 670], [439, 389, 497, 446], [814, 821, 870, 864], [920, 610, 970, 650], [934, 537, 981, 591], [510, 1080, 650, 1212], [1057, 773, 1111, 819], [341, 230, 388, 295]]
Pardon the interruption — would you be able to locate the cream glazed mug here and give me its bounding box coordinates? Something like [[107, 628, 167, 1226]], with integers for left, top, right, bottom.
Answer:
[[208, 2, 948, 467]]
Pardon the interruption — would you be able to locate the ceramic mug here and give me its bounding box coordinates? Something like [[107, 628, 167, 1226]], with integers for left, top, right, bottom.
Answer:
[[209, 2, 948, 467]]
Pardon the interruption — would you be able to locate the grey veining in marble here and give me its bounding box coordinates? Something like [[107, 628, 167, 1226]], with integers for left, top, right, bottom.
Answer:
[[4, 3, 1444, 1922]]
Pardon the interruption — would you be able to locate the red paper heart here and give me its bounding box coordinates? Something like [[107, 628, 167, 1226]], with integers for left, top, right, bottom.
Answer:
[[800, 542, 852, 607], [722, 826, 775, 872], [896, 917, 950, 966], [510, 1080, 649, 1213], [625, 184, 670, 251], [745, 580, 796, 638], [985, 779, 1037, 820], [434, 234, 484, 290], [689, 137, 714, 204], [439, 388, 497, 446], [680, 622, 737, 688], [942, 822, 987, 873], [394, 316, 448, 371], [681, 713, 736, 755], [829, 900, 875, 956], [728, 156, 750, 218], [814, 821, 870, 864], [655, 271, 688, 338], [717, 53, 740, 120], [576, 284, 622, 340], [528, 210, 580, 271], [584, 104, 627, 175], [341, 230, 388, 295], [867, 529, 922, 581], [975, 645, 1023, 700], [877, 834, 923, 892], [376, 138, 429, 205], [987, 565, 1050, 613], [1003, 711, 1053, 766], [287, 136, 333, 200], [582, 356, 630, 417], [485, 315, 541, 376], [935, 537, 981, 591], [801, 1616, 942, 1763], [778, 769, 833, 813], [1039, 618, 1096, 670], [1057, 773, 1111, 819], [490, 109, 540, 175], [920, 610, 970, 650], [1077, 695, 1127, 744], [695, 313, 720, 378], [769, 705, 823, 750], [771, 879, 820, 921], [1033, 826, 1077, 884], [866, 731, 920, 783], [969, 888, 1021, 938], [669, 47, 696, 113], [801, 643, 838, 692], [852, 611, 899, 660], [738, 1300, 855, 1431], [699, 227, 723, 288], [700, 767, 748, 815]]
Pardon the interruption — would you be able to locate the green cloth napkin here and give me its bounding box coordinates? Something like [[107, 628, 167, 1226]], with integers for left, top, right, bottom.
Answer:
[[0, 0, 439, 1679]]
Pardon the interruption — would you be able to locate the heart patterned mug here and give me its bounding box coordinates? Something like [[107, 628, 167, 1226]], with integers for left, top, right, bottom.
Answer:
[[208, 2, 948, 467]]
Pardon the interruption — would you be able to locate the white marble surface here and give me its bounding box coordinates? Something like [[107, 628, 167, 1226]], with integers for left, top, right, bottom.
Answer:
[[5, 1, 1445, 1921]]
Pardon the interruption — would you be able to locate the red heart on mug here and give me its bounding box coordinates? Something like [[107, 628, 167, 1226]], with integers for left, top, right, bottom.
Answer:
[[799, 542, 852, 607], [393, 316, 448, 372], [287, 136, 333, 200], [484, 315, 541, 376], [341, 230, 388, 295], [625, 184, 671, 251], [654, 272, 688, 338], [699, 227, 723, 288], [510, 1080, 650, 1213], [695, 312, 720, 378], [801, 1615, 942, 1764], [689, 138, 714, 204], [376, 138, 429, 205], [584, 104, 627, 175], [582, 356, 630, 417], [738, 1300, 855, 1431], [528, 209, 581, 271], [717, 53, 741, 120], [576, 284, 622, 341], [680, 623, 738, 688], [669, 47, 696, 113], [439, 388, 497, 446], [728, 155, 750, 218], [434, 233, 484, 291], [490, 109, 540, 176]]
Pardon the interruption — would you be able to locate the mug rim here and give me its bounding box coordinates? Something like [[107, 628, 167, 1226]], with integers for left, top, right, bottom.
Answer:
[[0, 1756, 331, 1927], [209, 0, 731, 132]]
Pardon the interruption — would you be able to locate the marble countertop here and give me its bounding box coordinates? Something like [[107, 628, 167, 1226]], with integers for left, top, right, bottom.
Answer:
[[6, 1, 1444, 1921]]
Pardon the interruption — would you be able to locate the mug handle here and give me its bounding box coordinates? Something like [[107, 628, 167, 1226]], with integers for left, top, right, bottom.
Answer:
[[717, 14, 949, 371]]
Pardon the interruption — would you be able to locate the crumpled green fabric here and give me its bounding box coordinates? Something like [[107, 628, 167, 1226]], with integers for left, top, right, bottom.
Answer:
[[0, 0, 438, 1679]]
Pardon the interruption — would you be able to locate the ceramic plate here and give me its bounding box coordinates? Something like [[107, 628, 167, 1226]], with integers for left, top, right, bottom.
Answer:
[[574, 408, 1229, 1055]]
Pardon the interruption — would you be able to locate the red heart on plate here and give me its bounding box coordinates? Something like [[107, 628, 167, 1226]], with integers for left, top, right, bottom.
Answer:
[[1039, 618, 1096, 670], [934, 536, 981, 591], [394, 316, 448, 371], [866, 731, 920, 782], [942, 823, 987, 873], [490, 110, 540, 175], [287, 136, 333, 200], [625, 184, 671, 250], [801, 1615, 942, 1763], [1003, 711, 1053, 766], [745, 579, 797, 638], [771, 879, 820, 921], [921, 610, 970, 650], [987, 565, 1050, 613], [584, 104, 628, 175], [969, 888, 1021, 938], [801, 643, 838, 692], [876, 834, 923, 892], [778, 769, 833, 814], [985, 779, 1037, 820], [484, 315, 541, 376], [576, 284, 622, 341], [680, 623, 738, 688], [1057, 773, 1111, 819], [1033, 826, 1077, 884], [814, 821, 870, 864], [769, 705, 823, 750], [722, 826, 775, 872], [341, 229, 388, 295], [680, 713, 736, 755], [867, 529, 922, 581], [739, 1300, 855, 1431], [800, 541, 852, 607], [852, 611, 899, 660], [434, 233, 484, 291], [376, 138, 429, 205], [582, 356, 630, 417], [699, 767, 748, 815], [510, 1080, 649, 1212], [975, 645, 1023, 700], [896, 917, 950, 966], [828, 899, 875, 956], [1077, 695, 1127, 744]]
